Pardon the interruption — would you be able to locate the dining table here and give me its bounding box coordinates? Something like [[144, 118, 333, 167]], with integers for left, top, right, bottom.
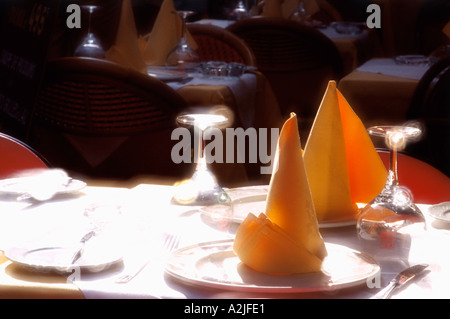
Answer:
[[337, 57, 431, 129], [1, 176, 450, 300], [195, 19, 380, 74]]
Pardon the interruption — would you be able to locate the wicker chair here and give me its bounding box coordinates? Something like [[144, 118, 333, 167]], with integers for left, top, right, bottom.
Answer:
[[406, 57, 450, 176], [0, 133, 49, 179], [187, 23, 256, 66], [29, 57, 189, 180], [227, 17, 343, 141], [377, 149, 450, 204]]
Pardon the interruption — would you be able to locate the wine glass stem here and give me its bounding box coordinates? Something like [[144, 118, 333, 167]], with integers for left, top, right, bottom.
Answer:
[[195, 127, 207, 172], [179, 13, 188, 44], [389, 146, 399, 185]]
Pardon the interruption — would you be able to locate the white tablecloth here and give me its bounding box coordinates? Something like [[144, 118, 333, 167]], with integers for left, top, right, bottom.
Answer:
[[1, 183, 450, 299], [356, 58, 430, 80]]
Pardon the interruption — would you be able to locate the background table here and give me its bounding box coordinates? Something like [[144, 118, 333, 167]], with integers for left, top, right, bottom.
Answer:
[[337, 58, 430, 129]]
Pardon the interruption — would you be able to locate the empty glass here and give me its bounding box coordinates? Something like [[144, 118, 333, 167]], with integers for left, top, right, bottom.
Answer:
[[166, 10, 200, 72], [357, 125, 426, 272], [172, 113, 231, 206], [74, 5, 105, 59]]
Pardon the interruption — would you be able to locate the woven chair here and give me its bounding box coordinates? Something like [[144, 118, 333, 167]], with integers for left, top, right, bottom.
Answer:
[[187, 23, 256, 66], [406, 57, 450, 177], [377, 149, 450, 204], [227, 17, 343, 141], [29, 57, 189, 180]]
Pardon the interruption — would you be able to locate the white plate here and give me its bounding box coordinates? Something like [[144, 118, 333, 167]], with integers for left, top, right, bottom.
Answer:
[[165, 240, 380, 293], [5, 245, 122, 273], [429, 202, 450, 223], [201, 185, 356, 228], [394, 55, 432, 66], [146, 66, 188, 82], [0, 178, 86, 198]]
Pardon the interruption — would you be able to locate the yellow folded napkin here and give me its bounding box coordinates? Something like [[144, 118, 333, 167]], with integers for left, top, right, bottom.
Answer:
[[105, 0, 146, 73], [443, 21, 450, 38], [261, 0, 283, 18], [233, 113, 327, 274], [143, 0, 198, 66], [303, 81, 387, 222]]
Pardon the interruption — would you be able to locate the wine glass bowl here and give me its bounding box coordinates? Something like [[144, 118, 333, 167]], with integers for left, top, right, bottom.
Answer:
[[172, 113, 231, 206], [74, 5, 105, 58], [357, 125, 426, 241], [166, 10, 200, 72], [228, 1, 250, 21]]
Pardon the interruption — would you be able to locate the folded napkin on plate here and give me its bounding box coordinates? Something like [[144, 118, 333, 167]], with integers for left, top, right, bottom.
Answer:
[[233, 113, 327, 274], [105, 0, 146, 73], [262, 0, 320, 19], [303, 81, 387, 222], [143, 0, 198, 66]]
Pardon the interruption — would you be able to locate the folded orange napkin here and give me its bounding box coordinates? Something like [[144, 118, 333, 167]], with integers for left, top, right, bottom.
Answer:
[[261, 0, 283, 18], [233, 113, 327, 274], [143, 0, 198, 66], [105, 0, 146, 73], [303, 81, 387, 222], [443, 21, 450, 38]]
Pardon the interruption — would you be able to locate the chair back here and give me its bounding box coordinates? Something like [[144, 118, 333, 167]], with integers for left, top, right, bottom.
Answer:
[[187, 23, 256, 66], [0, 133, 48, 179], [377, 149, 450, 204], [407, 57, 450, 176], [227, 17, 343, 139], [30, 57, 189, 180]]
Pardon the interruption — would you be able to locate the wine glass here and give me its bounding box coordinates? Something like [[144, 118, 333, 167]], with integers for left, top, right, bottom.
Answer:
[[228, 0, 250, 21], [166, 10, 200, 72], [290, 1, 312, 24], [357, 125, 426, 271], [172, 113, 231, 206], [74, 5, 105, 59]]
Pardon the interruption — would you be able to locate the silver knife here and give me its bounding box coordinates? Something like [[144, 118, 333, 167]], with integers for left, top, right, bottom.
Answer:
[[70, 230, 96, 264], [372, 264, 429, 299]]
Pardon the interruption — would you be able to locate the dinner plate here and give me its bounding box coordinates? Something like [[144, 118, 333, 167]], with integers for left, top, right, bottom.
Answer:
[[393, 55, 432, 66], [146, 66, 188, 82], [0, 177, 86, 198], [5, 245, 122, 273], [200, 185, 356, 228], [165, 240, 380, 293], [429, 202, 450, 223], [330, 21, 365, 34]]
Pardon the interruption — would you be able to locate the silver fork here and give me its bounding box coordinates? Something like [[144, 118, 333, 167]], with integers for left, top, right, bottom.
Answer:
[[115, 233, 180, 284]]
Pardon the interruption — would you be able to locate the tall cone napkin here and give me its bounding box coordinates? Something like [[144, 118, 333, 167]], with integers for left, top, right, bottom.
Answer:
[[105, 0, 146, 73], [233, 113, 327, 274], [143, 0, 198, 66], [303, 81, 387, 222], [261, 0, 283, 18]]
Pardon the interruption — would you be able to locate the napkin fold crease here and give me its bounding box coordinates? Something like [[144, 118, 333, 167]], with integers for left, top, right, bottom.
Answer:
[[303, 81, 387, 222], [234, 113, 327, 274]]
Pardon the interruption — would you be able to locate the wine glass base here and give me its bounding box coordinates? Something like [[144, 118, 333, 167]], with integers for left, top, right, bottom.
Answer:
[[172, 170, 231, 206]]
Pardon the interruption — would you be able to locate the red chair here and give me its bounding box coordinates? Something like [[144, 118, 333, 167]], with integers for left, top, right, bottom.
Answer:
[[0, 133, 49, 179], [377, 149, 450, 204]]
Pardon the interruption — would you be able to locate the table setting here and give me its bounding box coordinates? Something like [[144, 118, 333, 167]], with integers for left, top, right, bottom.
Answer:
[[1, 77, 449, 300]]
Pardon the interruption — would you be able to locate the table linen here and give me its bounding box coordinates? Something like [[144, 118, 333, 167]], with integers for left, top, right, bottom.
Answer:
[[0, 181, 450, 298]]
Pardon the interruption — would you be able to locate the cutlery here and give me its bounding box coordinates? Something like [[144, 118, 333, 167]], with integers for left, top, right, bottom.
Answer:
[[372, 264, 429, 299], [115, 233, 180, 284], [70, 230, 96, 264]]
